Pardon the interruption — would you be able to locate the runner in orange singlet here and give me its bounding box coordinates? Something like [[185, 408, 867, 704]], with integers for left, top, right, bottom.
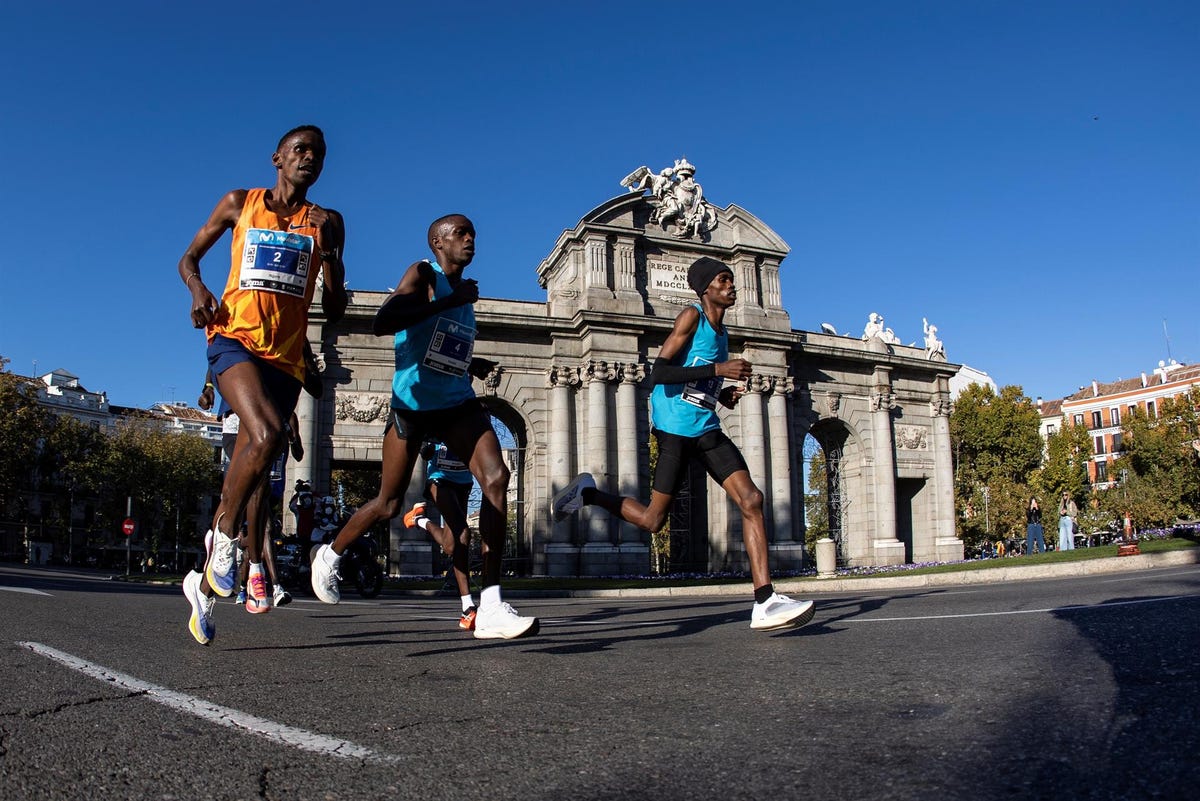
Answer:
[[177, 125, 347, 645]]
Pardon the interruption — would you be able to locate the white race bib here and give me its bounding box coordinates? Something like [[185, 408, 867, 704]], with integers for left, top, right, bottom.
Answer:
[[423, 317, 475, 376], [239, 228, 313, 297]]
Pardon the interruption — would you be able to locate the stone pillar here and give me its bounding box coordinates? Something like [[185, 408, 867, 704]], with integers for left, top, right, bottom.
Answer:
[[870, 366, 904, 565], [545, 364, 580, 575], [766, 375, 804, 570], [581, 360, 618, 575], [740, 374, 769, 495], [617, 362, 649, 573], [289, 388, 317, 537], [931, 375, 964, 561]]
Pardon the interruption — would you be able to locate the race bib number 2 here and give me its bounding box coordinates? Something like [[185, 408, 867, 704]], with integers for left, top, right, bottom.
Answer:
[[239, 228, 313, 297], [423, 317, 475, 376]]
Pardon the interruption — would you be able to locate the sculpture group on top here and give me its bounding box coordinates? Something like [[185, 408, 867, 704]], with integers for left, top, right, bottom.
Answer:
[[621, 157, 718, 239], [860, 312, 947, 361]]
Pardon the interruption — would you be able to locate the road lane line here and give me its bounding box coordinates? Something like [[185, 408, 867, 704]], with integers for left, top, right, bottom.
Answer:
[[841, 593, 1196, 623], [17, 641, 402, 764], [0, 587, 51, 596]]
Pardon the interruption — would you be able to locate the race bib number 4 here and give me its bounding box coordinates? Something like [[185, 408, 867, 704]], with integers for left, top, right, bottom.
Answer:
[[423, 317, 476, 376], [239, 228, 313, 297]]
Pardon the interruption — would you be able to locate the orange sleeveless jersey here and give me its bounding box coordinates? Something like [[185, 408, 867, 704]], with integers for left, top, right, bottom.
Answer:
[[206, 188, 325, 383]]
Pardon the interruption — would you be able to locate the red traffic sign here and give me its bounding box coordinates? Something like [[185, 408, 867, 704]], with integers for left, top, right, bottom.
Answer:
[[122, 518, 136, 537]]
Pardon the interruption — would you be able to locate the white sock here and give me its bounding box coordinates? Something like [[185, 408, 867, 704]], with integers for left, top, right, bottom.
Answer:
[[322, 546, 340, 566], [249, 562, 263, 576], [481, 585, 501, 608], [417, 518, 431, 531], [461, 595, 475, 613]]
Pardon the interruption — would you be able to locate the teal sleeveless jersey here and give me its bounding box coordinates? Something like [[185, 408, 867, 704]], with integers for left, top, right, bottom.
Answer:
[[391, 261, 476, 411], [427, 441, 472, 486], [650, 304, 726, 437]]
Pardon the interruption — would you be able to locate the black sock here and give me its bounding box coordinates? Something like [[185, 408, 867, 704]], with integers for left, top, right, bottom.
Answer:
[[581, 486, 598, 505], [754, 583, 775, 605]]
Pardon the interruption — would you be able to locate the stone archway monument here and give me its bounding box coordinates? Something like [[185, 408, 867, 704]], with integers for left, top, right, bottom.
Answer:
[[294, 158, 964, 576]]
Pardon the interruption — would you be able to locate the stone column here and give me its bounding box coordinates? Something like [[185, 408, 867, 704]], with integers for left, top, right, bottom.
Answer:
[[581, 360, 618, 575], [740, 374, 769, 495], [616, 362, 648, 573], [870, 366, 904, 564], [289, 388, 317, 537], [931, 374, 964, 561], [545, 364, 580, 575], [766, 376, 793, 539]]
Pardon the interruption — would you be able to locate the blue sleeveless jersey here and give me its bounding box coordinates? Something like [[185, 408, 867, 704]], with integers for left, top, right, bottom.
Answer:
[[391, 261, 477, 411], [650, 304, 726, 437], [427, 441, 472, 486]]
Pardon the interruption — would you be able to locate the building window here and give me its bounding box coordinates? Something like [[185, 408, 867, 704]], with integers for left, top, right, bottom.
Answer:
[[1129, 404, 1137, 417], [1096, 461, 1108, 483], [1110, 407, 1120, 426], [1091, 410, 1102, 429], [1147, 400, 1156, 419], [1073, 413, 1084, 426], [1112, 432, 1123, 453], [1094, 435, 1106, 455], [1047, 424, 1057, 435]]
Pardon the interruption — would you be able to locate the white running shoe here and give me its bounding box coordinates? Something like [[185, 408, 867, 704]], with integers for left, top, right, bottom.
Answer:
[[273, 584, 292, 607], [205, 529, 238, 598], [474, 601, 540, 640], [750, 593, 815, 631], [552, 473, 595, 522], [183, 570, 215, 645], [310, 544, 341, 604]]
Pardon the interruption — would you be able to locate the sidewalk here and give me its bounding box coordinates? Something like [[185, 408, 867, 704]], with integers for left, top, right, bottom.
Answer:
[[495, 548, 1200, 600]]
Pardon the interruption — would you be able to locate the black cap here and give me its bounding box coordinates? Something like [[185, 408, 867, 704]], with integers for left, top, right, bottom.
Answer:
[[687, 256, 731, 297]]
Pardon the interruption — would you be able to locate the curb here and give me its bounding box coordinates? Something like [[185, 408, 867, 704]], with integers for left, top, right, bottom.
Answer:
[[504, 549, 1200, 600], [109, 549, 1199, 599]]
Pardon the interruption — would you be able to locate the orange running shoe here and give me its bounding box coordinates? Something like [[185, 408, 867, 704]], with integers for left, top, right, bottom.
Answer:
[[459, 606, 477, 631], [403, 502, 428, 529]]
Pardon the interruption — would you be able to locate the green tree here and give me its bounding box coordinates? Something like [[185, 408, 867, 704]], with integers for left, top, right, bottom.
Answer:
[[1109, 389, 1200, 526], [0, 358, 53, 516], [804, 444, 830, 556], [950, 383, 1043, 552]]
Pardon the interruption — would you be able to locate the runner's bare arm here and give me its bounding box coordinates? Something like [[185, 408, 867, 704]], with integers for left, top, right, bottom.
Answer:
[[372, 261, 478, 336], [309, 205, 348, 325], [179, 190, 246, 330]]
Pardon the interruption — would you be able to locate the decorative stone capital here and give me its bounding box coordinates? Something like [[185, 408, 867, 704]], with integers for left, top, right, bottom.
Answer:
[[870, 390, 896, 413], [745, 373, 770, 394], [547, 364, 581, 390], [769, 375, 794, 397], [930, 395, 951, 417], [619, 362, 644, 384], [582, 360, 617, 384]]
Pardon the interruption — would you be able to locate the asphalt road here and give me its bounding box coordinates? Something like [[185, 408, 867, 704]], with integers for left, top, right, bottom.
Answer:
[[1, 563, 1197, 801]]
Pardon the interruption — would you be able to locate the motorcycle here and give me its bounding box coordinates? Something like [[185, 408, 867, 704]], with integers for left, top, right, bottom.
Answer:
[[335, 531, 384, 599], [308, 498, 384, 599]]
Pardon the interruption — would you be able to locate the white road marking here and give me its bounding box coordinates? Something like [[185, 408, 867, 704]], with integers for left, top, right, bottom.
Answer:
[[842, 594, 1196, 623], [0, 586, 51, 596], [17, 641, 402, 764]]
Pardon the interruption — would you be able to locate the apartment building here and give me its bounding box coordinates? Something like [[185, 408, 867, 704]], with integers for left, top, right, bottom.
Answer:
[[1045, 360, 1200, 489]]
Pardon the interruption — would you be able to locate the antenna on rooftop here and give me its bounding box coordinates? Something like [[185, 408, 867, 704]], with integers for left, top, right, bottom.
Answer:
[[1162, 319, 1173, 363]]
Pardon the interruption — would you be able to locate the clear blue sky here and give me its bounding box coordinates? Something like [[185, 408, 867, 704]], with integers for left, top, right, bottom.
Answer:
[[1, 1, 1195, 409]]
